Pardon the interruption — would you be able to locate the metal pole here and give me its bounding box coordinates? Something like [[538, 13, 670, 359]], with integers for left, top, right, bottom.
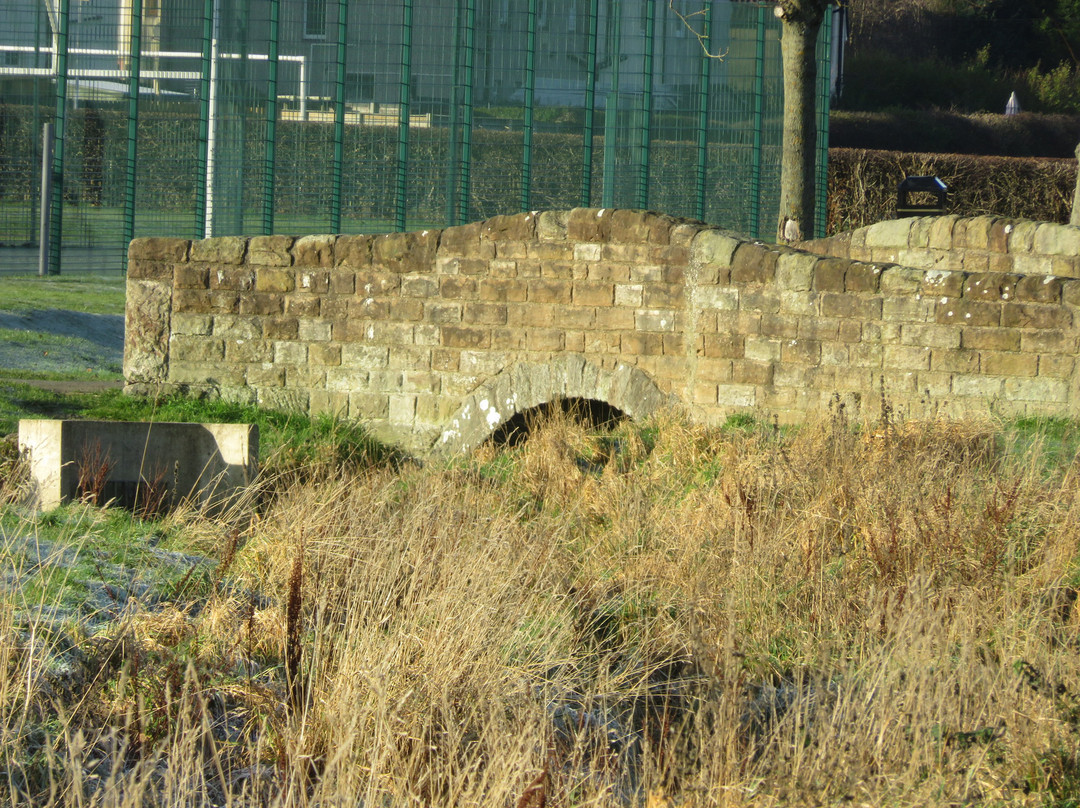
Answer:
[[815, 11, 833, 239], [262, 0, 280, 235], [580, 0, 599, 207], [330, 0, 347, 232], [636, 0, 654, 210], [200, 0, 219, 238], [602, 0, 621, 209], [48, 0, 70, 276], [122, 0, 143, 272], [693, 0, 714, 221], [521, 0, 537, 212], [38, 123, 54, 277], [444, 0, 462, 226], [394, 0, 413, 232], [749, 3, 766, 240], [457, 0, 475, 225]]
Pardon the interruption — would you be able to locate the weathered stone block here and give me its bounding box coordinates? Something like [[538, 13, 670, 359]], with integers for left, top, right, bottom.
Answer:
[[982, 351, 1036, 377], [529, 279, 572, 304], [1015, 274, 1063, 303], [482, 212, 537, 243], [964, 272, 1018, 301], [129, 237, 190, 263], [731, 242, 777, 285], [920, 269, 964, 298], [190, 238, 246, 268], [1005, 376, 1067, 402], [1002, 303, 1071, 330], [820, 293, 882, 320], [811, 258, 848, 292], [248, 236, 293, 266], [373, 230, 439, 273], [440, 276, 477, 299], [960, 327, 1020, 352], [691, 229, 741, 268], [935, 299, 1000, 327], [292, 235, 335, 267], [441, 325, 490, 349], [239, 293, 283, 317], [255, 267, 295, 293], [173, 265, 209, 290], [211, 266, 255, 291], [864, 218, 913, 248], [1034, 223, 1080, 256]]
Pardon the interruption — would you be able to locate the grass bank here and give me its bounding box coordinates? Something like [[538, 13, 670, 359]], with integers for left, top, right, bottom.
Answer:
[[1, 406, 1079, 807]]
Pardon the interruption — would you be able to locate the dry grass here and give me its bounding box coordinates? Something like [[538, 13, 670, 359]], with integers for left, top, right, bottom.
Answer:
[[1, 408, 1079, 807]]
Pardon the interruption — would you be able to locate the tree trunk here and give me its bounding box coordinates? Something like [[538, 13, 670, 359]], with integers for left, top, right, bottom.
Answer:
[[777, 12, 824, 244], [1072, 140, 1080, 227]]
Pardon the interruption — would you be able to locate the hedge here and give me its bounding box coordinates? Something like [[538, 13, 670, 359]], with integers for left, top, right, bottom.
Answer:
[[827, 148, 1078, 234]]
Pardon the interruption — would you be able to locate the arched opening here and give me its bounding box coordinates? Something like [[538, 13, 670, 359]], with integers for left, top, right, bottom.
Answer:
[[487, 397, 627, 448]]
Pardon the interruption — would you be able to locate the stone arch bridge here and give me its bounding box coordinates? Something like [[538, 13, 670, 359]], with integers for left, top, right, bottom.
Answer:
[[126, 209, 1080, 454]]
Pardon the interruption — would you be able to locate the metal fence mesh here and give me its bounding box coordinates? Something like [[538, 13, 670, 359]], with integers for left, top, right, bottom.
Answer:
[[0, 0, 833, 274]]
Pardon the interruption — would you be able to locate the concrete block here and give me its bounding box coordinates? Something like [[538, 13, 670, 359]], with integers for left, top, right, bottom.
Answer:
[[19, 420, 257, 514]]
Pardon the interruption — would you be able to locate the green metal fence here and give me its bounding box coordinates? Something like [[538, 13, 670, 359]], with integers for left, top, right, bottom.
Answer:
[[0, 0, 834, 274]]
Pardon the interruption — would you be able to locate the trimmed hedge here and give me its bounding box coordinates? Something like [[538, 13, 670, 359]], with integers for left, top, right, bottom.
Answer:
[[830, 111, 1080, 159], [827, 148, 1078, 235]]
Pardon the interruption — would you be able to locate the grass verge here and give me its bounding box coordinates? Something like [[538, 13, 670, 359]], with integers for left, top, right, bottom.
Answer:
[[0, 406, 1078, 806]]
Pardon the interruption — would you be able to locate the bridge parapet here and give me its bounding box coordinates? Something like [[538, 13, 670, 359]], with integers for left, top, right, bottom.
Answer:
[[126, 210, 1080, 454]]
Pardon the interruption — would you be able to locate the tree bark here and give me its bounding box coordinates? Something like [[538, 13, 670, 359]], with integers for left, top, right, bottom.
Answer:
[[777, 8, 825, 244], [1072, 140, 1080, 226]]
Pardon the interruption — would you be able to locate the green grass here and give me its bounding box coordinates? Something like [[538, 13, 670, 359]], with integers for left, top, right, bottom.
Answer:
[[1, 385, 397, 472], [0, 274, 126, 315]]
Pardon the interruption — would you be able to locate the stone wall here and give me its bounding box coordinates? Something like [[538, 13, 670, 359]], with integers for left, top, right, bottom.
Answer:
[[801, 215, 1080, 278], [126, 210, 1080, 454]]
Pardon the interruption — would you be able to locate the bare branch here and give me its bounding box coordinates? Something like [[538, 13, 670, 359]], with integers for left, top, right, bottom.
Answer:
[[667, 0, 728, 60]]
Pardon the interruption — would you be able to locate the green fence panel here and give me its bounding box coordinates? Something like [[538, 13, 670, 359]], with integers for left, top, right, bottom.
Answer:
[[0, 0, 834, 274]]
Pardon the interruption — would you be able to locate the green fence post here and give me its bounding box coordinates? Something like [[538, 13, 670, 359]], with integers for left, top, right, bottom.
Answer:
[[693, 1, 714, 221], [602, 0, 621, 210], [330, 0, 347, 233], [123, 0, 144, 272], [520, 0, 537, 212], [48, 0, 69, 276], [457, 0, 476, 225], [261, 0, 280, 235], [395, 0, 413, 232], [749, 3, 766, 240], [196, 0, 214, 239], [580, 0, 599, 207], [636, 0, 655, 210], [816, 11, 833, 239]]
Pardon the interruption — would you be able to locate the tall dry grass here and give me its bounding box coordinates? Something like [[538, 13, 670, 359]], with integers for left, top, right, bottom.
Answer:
[[1, 408, 1079, 806]]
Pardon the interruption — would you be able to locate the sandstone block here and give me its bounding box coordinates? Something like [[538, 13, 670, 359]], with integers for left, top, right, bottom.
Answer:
[[482, 212, 537, 242], [336, 235, 373, 267], [190, 236, 246, 264], [373, 229, 439, 273], [960, 327, 1020, 352], [529, 279, 572, 304], [1002, 303, 1071, 330], [255, 267, 294, 293], [248, 236, 293, 266], [1034, 223, 1080, 256], [864, 218, 913, 248], [293, 235, 335, 267], [982, 351, 1036, 377], [442, 325, 490, 349], [935, 299, 1000, 327], [775, 251, 817, 291], [731, 242, 778, 284], [129, 237, 189, 263], [691, 229, 741, 268], [1015, 275, 1063, 303], [963, 272, 1018, 301]]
